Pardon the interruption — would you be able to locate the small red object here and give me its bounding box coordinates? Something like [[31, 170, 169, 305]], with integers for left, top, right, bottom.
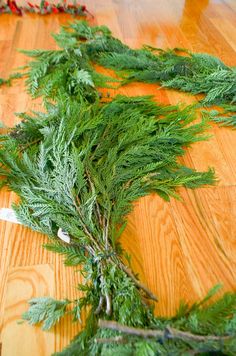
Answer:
[[8, 0, 22, 15], [3, 1, 92, 17], [52, 6, 59, 13]]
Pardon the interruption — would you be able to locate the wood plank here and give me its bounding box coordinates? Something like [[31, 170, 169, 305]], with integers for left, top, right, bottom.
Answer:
[[209, 17, 236, 51], [0, 190, 17, 334], [170, 187, 236, 295], [122, 194, 198, 316], [1, 265, 55, 356], [186, 125, 236, 187], [53, 256, 82, 353]]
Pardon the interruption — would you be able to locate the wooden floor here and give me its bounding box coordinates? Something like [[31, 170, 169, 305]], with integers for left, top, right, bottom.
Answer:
[[0, 0, 236, 354]]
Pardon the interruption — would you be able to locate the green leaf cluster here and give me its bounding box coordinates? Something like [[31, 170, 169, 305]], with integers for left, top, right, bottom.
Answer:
[[204, 105, 236, 128], [0, 96, 214, 237], [22, 297, 70, 330]]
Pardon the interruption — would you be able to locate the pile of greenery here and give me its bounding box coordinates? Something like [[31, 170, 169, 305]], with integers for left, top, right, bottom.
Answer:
[[20, 20, 236, 126], [0, 21, 236, 355]]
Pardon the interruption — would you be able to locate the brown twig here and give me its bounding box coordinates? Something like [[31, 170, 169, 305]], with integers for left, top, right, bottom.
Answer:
[[85, 169, 111, 251], [104, 213, 110, 251], [98, 319, 231, 343], [19, 138, 41, 152], [119, 263, 158, 302], [85, 169, 103, 227], [74, 196, 101, 252], [95, 336, 127, 344], [95, 295, 105, 315], [99, 263, 112, 316], [105, 293, 112, 316]]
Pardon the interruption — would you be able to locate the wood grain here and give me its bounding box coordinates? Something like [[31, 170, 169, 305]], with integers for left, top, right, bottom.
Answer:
[[0, 0, 236, 354], [1, 265, 55, 356]]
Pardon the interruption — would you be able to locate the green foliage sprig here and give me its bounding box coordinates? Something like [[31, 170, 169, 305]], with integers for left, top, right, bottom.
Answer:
[[22, 297, 70, 331], [204, 105, 236, 128], [0, 72, 24, 87]]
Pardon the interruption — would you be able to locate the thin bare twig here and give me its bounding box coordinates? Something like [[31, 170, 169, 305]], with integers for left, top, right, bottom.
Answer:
[[99, 264, 112, 316], [105, 293, 112, 316], [98, 319, 232, 343], [95, 295, 105, 315], [85, 169, 103, 227], [119, 263, 158, 302], [74, 196, 101, 252], [19, 138, 41, 152], [95, 336, 127, 344], [104, 212, 110, 251]]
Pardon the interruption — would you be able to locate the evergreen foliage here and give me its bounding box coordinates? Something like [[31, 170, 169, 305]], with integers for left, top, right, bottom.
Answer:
[[22, 297, 70, 330], [204, 105, 236, 128], [1, 94, 235, 355], [1, 21, 235, 126], [20, 21, 236, 124], [22, 286, 236, 356], [0, 72, 24, 87], [0, 20, 236, 355]]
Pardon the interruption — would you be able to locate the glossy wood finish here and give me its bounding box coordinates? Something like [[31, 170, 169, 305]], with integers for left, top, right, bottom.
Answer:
[[0, 1, 236, 354]]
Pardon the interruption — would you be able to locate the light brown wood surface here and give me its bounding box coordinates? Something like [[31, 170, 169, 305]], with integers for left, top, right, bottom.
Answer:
[[0, 0, 236, 354]]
